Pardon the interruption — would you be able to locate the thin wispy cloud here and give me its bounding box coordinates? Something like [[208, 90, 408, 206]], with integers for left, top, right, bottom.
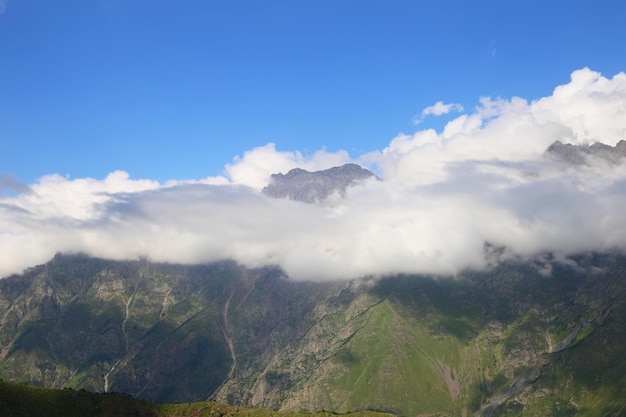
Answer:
[[1, 68, 626, 280], [489, 40, 497, 58], [413, 101, 464, 125]]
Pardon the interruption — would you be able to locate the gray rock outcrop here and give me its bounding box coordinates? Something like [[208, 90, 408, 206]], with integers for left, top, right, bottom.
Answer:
[[545, 139, 626, 165], [262, 163, 377, 203]]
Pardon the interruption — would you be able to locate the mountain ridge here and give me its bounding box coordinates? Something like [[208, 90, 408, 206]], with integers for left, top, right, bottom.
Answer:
[[545, 139, 626, 165], [0, 252, 625, 416]]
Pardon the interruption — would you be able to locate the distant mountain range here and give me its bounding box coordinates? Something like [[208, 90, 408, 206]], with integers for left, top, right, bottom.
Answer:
[[262, 163, 376, 203]]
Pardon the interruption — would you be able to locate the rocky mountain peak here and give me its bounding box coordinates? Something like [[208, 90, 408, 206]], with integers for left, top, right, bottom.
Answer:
[[545, 139, 626, 165], [261, 163, 377, 203]]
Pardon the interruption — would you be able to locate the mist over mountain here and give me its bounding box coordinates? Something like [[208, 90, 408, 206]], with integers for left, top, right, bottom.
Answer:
[[2, 0, 626, 413], [1, 67, 626, 416], [1, 68, 626, 281]]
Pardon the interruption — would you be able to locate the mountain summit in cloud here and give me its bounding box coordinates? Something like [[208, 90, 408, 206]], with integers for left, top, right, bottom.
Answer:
[[545, 139, 626, 165], [1, 68, 626, 281], [262, 163, 377, 203]]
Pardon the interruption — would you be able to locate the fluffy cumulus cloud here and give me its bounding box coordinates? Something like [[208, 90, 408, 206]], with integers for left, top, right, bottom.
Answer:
[[2, 67, 626, 280]]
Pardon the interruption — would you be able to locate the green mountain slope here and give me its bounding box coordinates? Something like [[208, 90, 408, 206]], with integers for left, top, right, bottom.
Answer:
[[0, 253, 625, 416], [279, 299, 465, 415]]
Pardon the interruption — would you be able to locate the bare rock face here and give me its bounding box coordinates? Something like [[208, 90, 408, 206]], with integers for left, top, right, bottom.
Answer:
[[545, 139, 626, 165], [261, 163, 377, 203]]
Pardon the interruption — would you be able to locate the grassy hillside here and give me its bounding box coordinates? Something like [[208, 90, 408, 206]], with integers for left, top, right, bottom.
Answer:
[[0, 380, 395, 417], [274, 298, 467, 416]]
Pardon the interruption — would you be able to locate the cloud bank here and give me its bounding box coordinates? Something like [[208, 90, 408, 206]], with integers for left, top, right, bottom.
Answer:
[[2, 67, 626, 280]]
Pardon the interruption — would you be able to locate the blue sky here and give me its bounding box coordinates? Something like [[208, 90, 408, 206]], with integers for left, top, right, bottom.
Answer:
[[2, 0, 625, 184]]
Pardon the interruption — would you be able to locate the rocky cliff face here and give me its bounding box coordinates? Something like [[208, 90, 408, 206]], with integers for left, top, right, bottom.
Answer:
[[261, 164, 377, 203], [0, 253, 625, 416]]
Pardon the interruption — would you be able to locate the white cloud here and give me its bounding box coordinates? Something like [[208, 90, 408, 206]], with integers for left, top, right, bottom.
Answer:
[[413, 101, 464, 124], [224, 143, 351, 190], [1, 68, 626, 280]]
